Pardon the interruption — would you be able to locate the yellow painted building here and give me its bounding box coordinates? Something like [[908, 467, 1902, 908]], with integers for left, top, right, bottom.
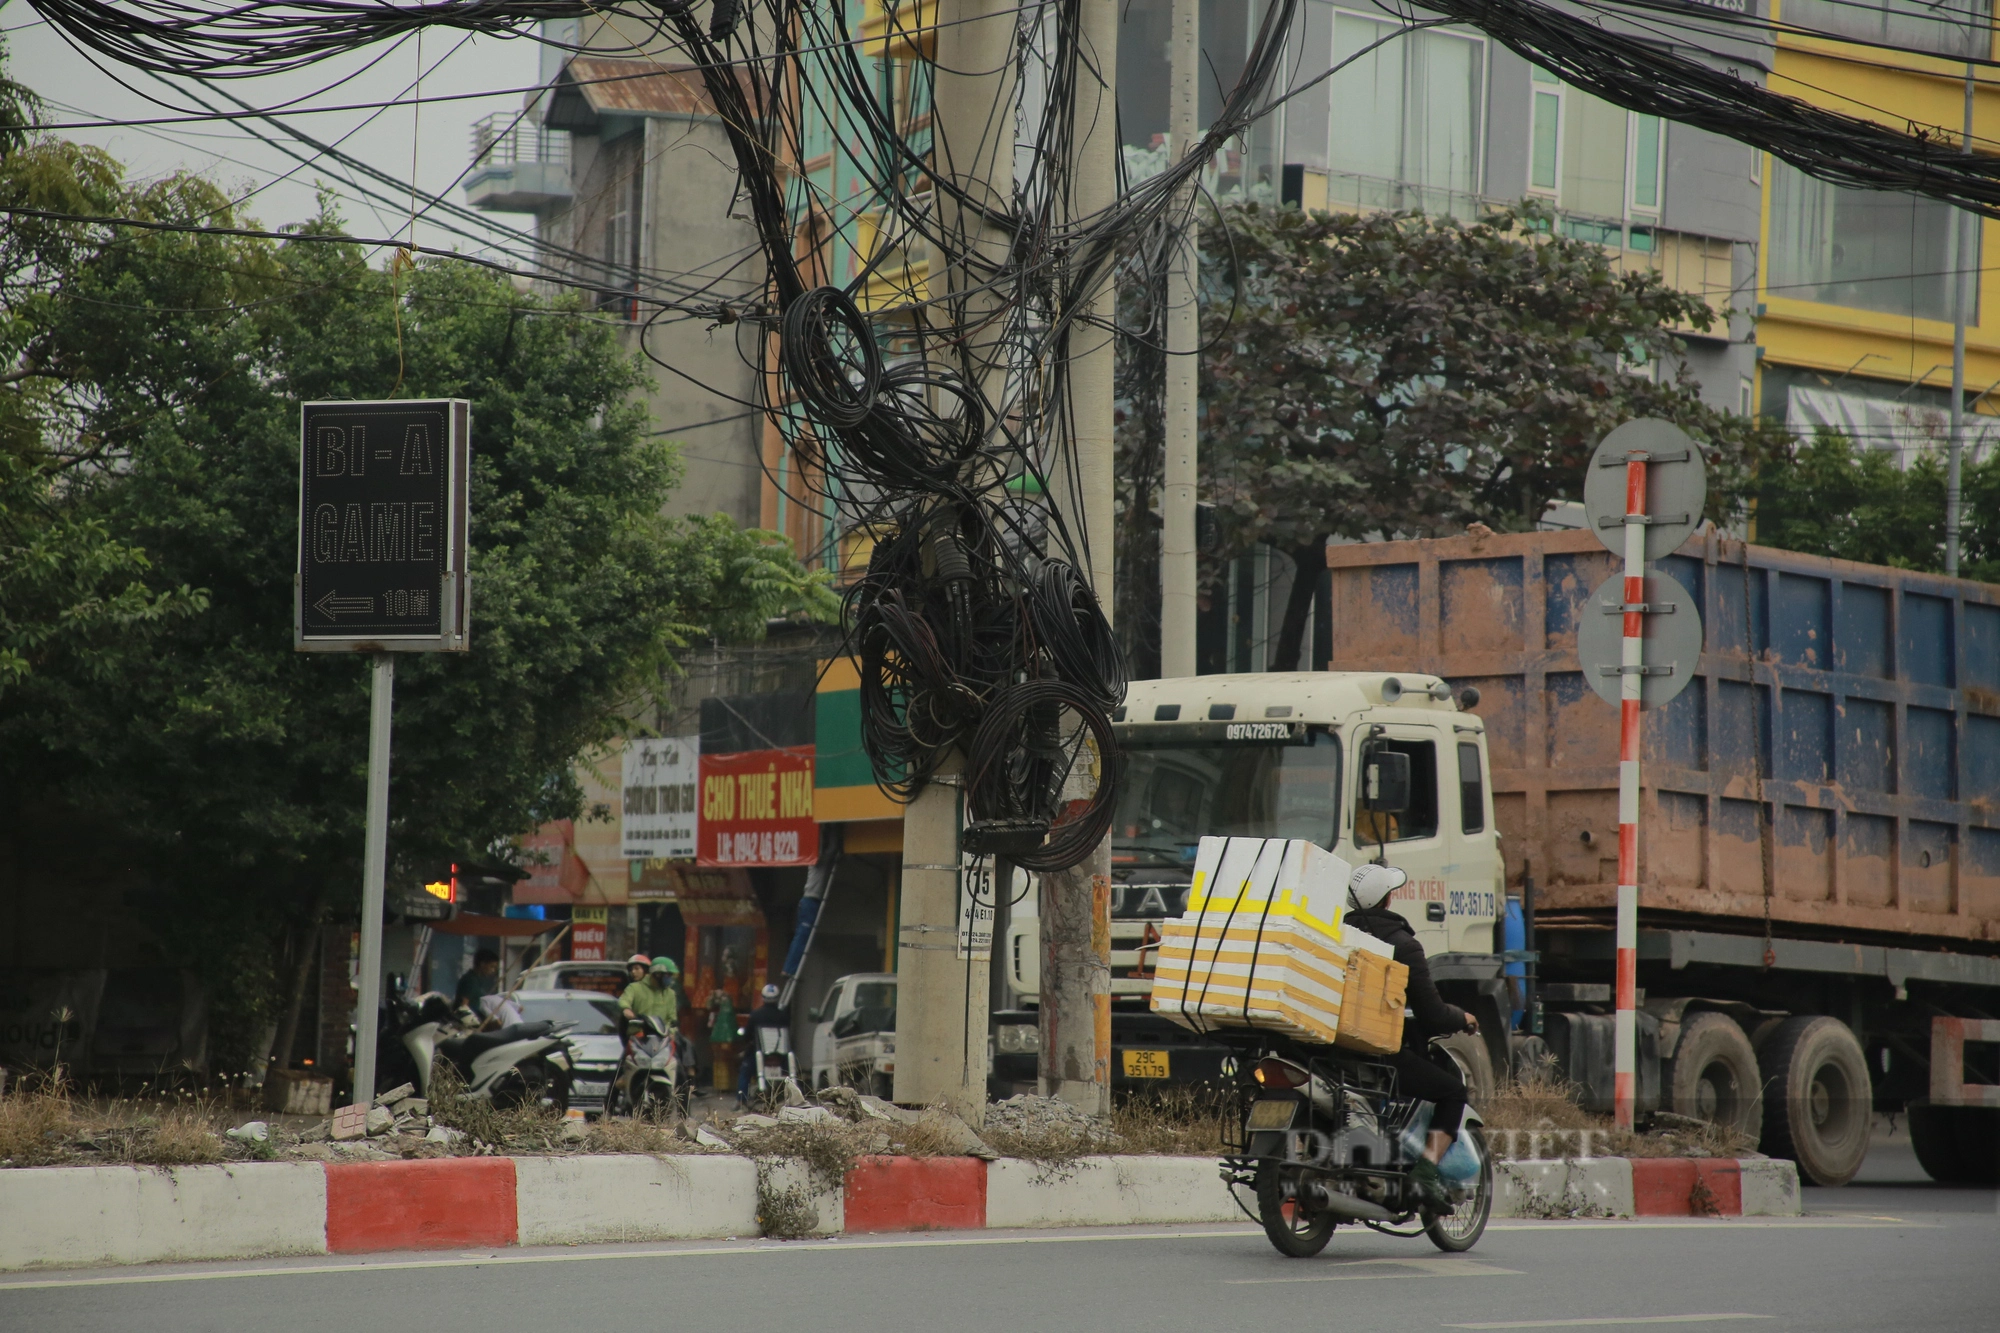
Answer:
[[1758, 6, 2000, 448]]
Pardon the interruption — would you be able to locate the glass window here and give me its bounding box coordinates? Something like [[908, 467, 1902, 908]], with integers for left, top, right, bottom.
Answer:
[[1530, 87, 1561, 193], [834, 982, 896, 1037], [1458, 741, 1486, 834], [1768, 160, 1967, 321], [1323, 11, 1484, 214], [1113, 730, 1344, 863], [1354, 738, 1440, 845], [1631, 114, 1661, 212]]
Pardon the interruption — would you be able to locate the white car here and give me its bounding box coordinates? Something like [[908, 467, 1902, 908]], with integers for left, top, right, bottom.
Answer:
[[511, 989, 625, 1115], [805, 973, 897, 1097]]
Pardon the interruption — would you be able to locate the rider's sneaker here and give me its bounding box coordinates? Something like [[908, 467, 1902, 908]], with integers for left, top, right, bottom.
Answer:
[[1410, 1158, 1453, 1213]]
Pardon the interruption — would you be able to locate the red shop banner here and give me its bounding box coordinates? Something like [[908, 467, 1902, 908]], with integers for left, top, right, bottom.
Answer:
[[697, 746, 818, 867]]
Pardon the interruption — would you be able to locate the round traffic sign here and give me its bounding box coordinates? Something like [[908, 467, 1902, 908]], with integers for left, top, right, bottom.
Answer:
[[1576, 571, 1705, 710], [1584, 419, 1707, 561]]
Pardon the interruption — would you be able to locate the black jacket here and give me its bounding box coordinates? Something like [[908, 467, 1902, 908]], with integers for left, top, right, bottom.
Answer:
[[1346, 905, 1467, 1047]]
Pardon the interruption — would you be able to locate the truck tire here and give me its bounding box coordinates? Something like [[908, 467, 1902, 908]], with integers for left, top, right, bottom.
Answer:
[[1665, 1012, 1763, 1147], [1510, 1034, 1554, 1084], [1435, 1033, 1496, 1107], [1910, 1104, 2000, 1186], [1758, 1016, 1872, 1187]]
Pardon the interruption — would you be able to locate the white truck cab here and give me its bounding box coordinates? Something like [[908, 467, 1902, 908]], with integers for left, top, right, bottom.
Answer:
[[991, 672, 1509, 1097]]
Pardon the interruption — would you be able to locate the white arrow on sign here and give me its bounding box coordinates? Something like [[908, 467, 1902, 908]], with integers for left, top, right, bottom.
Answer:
[[312, 590, 375, 619]]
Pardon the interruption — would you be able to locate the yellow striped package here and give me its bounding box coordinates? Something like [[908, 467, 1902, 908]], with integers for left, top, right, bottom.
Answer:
[[1149, 836, 1354, 1044], [1331, 927, 1407, 1055]]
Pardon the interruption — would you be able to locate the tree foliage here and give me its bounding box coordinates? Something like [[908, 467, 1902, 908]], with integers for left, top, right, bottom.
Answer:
[[1754, 428, 2000, 583], [1116, 201, 1782, 671], [0, 62, 830, 1061]]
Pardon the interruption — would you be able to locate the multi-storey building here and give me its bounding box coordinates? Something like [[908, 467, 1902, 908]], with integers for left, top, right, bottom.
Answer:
[[1755, 1, 2000, 459]]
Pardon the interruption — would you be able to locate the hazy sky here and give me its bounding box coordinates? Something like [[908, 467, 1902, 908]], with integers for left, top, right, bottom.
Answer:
[[2, 12, 547, 261]]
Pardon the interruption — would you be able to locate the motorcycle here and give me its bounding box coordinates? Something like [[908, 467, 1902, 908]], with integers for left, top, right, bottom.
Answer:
[[376, 990, 575, 1111], [1222, 1039, 1493, 1258], [609, 1014, 685, 1118], [748, 1023, 801, 1106]]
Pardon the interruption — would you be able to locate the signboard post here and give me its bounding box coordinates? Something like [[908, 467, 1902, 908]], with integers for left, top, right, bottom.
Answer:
[[1582, 419, 1706, 1132], [297, 399, 470, 1111]]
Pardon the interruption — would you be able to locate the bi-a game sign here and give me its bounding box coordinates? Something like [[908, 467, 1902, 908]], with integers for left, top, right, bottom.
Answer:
[[296, 399, 470, 652]]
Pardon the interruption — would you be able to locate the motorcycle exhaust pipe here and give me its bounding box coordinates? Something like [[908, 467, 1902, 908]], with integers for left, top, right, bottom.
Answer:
[[1305, 1182, 1394, 1222]]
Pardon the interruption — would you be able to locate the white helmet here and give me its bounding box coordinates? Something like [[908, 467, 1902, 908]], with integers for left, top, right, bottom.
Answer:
[[1348, 863, 1408, 911]]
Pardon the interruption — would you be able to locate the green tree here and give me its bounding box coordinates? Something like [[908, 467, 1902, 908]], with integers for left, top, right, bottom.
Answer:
[[1117, 202, 1780, 672], [0, 138, 829, 1063], [1754, 427, 2000, 582]]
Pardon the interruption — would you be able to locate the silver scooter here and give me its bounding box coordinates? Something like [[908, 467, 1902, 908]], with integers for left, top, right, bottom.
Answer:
[[384, 992, 574, 1110]]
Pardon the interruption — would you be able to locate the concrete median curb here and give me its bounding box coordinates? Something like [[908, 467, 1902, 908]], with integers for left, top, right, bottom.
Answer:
[[0, 1152, 1800, 1271]]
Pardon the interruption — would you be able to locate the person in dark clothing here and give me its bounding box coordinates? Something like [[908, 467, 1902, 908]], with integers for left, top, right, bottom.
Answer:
[[454, 949, 500, 1013], [1344, 863, 1480, 1209], [737, 983, 791, 1106]]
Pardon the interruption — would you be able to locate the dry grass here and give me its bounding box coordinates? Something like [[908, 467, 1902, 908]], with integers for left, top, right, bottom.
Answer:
[[0, 1071, 82, 1165], [731, 1117, 878, 1191], [1477, 1059, 1755, 1161], [584, 1117, 694, 1156], [1110, 1087, 1232, 1157]]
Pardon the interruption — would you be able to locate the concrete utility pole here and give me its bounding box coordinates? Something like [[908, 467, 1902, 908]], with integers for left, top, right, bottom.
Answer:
[[350, 653, 395, 1108], [1157, 0, 1200, 678], [890, 0, 1018, 1124], [1947, 65, 1975, 578], [1040, 0, 1118, 1117]]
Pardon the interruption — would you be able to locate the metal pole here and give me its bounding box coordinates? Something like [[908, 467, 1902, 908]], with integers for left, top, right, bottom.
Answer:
[[1158, 0, 1200, 678], [1040, 0, 1118, 1117], [1614, 460, 1646, 1132], [351, 652, 395, 1109], [1947, 64, 1974, 577]]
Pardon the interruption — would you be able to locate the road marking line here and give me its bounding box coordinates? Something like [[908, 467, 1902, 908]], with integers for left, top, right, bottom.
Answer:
[[1444, 1318, 1773, 1329], [1229, 1257, 1522, 1284]]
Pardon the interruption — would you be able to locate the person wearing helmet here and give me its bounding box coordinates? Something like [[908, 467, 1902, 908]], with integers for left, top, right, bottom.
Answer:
[[621, 956, 679, 1027], [737, 982, 790, 1108], [625, 953, 652, 989], [1345, 863, 1481, 1211]]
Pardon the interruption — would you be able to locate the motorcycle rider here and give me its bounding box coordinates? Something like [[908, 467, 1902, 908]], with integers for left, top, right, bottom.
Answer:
[[1344, 863, 1481, 1211], [624, 953, 651, 988], [621, 957, 679, 1028]]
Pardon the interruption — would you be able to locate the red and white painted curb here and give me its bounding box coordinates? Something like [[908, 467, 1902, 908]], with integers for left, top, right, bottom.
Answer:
[[0, 1153, 1799, 1272]]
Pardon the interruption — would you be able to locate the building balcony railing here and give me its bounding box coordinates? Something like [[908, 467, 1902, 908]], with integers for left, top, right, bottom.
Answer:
[[465, 112, 573, 213]]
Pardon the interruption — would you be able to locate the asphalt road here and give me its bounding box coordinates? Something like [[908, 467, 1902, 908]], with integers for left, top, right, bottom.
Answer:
[[3, 1129, 1993, 1333]]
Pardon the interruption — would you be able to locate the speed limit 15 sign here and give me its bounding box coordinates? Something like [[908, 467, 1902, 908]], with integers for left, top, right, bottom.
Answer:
[[296, 399, 469, 653]]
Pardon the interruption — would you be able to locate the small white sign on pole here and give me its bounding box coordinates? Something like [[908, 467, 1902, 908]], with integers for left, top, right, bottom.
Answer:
[[958, 852, 998, 960], [621, 736, 699, 861]]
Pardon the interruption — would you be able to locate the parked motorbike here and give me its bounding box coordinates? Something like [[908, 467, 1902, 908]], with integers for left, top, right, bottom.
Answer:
[[1222, 1039, 1492, 1258], [608, 1014, 685, 1118], [749, 1023, 800, 1106], [376, 990, 574, 1111]]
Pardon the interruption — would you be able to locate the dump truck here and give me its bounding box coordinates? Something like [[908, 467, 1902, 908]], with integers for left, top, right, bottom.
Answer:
[[996, 525, 2000, 1188]]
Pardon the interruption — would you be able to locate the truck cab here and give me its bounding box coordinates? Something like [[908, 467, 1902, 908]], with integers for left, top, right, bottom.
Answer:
[[994, 671, 1512, 1095]]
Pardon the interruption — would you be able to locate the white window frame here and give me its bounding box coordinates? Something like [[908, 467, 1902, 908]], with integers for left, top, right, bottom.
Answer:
[[1528, 68, 1563, 200], [1626, 111, 1663, 218]]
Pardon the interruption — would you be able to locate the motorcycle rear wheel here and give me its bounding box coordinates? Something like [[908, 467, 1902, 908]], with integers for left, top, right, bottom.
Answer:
[[492, 1057, 569, 1114], [1254, 1163, 1337, 1259], [1424, 1126, 1492, 1253]]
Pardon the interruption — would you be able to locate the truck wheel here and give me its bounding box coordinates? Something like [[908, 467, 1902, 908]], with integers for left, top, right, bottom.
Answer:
[[1909, 1104, 1968, 1183], [1434, 1033, 1496, 1107], [1910, 1104, 2000, 1186], [1666, 1012, 1763, 1147], [1510, 1035, 1554, 1084], [1759, 1016, 1872, 1187]]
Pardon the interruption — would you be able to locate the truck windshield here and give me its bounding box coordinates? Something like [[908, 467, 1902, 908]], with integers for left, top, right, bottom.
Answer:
[[1113, 729, 1342, 865]]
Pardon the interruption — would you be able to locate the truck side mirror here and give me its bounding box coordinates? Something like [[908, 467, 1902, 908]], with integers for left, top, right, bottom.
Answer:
[[1363, 750, 1412, 814], [807, 1006, 823, 1022]]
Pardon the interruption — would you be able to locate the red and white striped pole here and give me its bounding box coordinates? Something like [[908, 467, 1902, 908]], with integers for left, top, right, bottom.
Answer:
[[1614, 456, 1647, 1131]]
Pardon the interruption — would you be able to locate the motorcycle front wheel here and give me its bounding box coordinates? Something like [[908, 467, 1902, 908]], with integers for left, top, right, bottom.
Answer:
[[1254, 1162, 1337, 1259], [1425, 1125, 1493, 1253]]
